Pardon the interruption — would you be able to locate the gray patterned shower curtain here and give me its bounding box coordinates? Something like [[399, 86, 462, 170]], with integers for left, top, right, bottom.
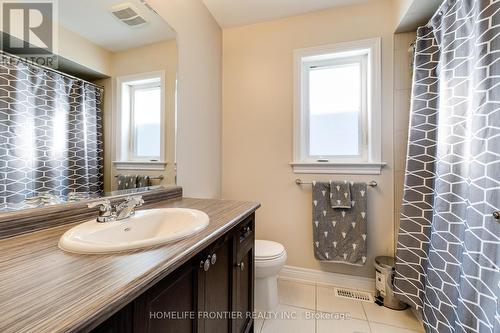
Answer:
[[0, 53, 104, 209], [394, 1, 500, 332]]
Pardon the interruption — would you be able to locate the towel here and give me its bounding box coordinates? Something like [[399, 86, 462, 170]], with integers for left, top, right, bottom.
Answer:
[[312, 181, 367, 265], [117, 175, 138, 190], [136, 176, 151, 188], [330, 180, 352, 209]]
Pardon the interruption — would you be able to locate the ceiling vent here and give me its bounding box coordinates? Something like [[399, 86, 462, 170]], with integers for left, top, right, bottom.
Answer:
[[110, 3, 148, 27]]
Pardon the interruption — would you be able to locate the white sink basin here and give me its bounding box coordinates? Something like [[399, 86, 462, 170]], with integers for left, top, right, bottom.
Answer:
[[58, 208, 209, 254]]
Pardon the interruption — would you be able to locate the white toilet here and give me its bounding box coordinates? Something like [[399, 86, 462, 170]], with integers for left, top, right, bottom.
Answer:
[[255, 240, 287, 311]]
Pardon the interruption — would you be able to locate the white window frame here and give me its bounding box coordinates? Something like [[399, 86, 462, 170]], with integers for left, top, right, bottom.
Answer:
[[291, 38, 385, 174], [114, 71, 167, 171]]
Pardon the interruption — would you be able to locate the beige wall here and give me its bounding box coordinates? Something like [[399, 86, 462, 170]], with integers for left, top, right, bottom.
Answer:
[[393, 31, 416, 248], [95, 40, 178, 192], [149, 0, 222, 198], [58, 26, 112, 76], [15, 21, 112, 75], [222, 0, 395, 278], [393, 0, 414, 28]]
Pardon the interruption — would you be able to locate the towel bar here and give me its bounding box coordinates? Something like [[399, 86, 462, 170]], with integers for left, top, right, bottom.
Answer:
[[115, 175, 164, 180], [295, 178, 377, 187]]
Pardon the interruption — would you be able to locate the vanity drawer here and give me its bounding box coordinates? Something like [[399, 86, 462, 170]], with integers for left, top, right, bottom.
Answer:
[[235, 215, 254, 265], [237, 215, 254, 244]]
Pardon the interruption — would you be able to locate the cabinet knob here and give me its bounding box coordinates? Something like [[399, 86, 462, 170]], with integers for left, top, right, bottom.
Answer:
[[237, 262, 245, 271], [493, 211, 500, 220], [211, 253, 217, 265], [200, 259, 210, 272]]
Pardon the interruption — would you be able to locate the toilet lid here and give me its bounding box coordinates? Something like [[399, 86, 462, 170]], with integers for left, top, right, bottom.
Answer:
[[255, 240, 285, 260]]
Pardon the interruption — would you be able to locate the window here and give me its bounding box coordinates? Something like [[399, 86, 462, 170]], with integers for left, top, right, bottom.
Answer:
[[115, 71, 166, 170], [130, 83, 161, 159], [292, 38, 384, 174], [308, 57, 366, 157]]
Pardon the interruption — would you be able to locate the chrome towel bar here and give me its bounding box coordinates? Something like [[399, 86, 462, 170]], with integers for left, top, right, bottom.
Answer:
[[114, 175, 164, 180], [295, 178, 377, 187]]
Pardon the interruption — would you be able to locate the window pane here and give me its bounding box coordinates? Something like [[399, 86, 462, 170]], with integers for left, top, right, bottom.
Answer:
[[133, 87, 161, 158], [309, 63, 361, 156]]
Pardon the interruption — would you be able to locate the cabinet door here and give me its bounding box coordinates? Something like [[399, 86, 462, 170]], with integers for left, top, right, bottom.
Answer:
[[91, 304, 133, 333], [233, 216, 255, 333], [134, 259, 199, 333], [199, 236, 232, 333]]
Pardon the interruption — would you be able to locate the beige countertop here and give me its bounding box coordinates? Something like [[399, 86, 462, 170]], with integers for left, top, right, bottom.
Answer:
[[0, 197, 259, 333]]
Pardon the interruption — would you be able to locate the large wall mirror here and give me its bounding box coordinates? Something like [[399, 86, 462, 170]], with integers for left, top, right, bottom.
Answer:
[[0, 0, 177, 212]]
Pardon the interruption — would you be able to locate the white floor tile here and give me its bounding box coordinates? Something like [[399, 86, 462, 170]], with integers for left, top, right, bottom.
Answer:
[[370, 322, 425, 333], [362, 302, 423, 331], [254, 318, 264, 333], [278, 279, 316, 310], [260, 305, 315, 333], [317, 315, 371, 333], [316, 285, 367, 320]]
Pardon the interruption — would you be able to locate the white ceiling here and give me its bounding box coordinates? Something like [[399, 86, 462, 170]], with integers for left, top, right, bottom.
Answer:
[[202, 0, 373, 28], [59, 0, 176, 52]]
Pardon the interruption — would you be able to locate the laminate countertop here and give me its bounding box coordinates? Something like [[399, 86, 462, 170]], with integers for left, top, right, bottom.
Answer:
[[0, 197, 260, 333]]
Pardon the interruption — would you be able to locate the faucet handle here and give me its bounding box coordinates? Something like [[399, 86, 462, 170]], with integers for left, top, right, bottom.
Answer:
[[88, 199, 115, 223], [113, 195, 144, 221], [87, 199, 112, 212], [126, 195, 144, 207]]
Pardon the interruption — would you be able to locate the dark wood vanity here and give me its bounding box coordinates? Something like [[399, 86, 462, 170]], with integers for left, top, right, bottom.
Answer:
[[0, 188, 259, 333], [94, 213, 255, 333]]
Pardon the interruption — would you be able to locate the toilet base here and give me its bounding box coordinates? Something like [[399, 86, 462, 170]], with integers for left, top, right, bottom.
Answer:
[[255, 276, 279, 311]]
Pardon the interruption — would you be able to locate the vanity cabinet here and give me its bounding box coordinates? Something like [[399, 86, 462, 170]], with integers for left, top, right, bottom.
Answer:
[[197, 233, 232, 333], [133, 259, 200, 332], [92, 303, 134, 333], [92, 214, 255, 333], [233, 221, 254, 333]]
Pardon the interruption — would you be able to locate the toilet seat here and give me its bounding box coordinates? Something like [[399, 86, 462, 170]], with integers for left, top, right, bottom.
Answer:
[[255, 240, 286, 261]]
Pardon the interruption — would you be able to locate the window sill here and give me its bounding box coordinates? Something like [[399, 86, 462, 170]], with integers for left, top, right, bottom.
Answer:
[[290, 162, 386, 175], [113, 161, 167, 171]]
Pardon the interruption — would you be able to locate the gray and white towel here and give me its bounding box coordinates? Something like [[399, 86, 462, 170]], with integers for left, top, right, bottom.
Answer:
[[117, 175, 138, 190], [312, 181, 367, 265], [330, 180, 352, 209], [136, 175, 151, 188]]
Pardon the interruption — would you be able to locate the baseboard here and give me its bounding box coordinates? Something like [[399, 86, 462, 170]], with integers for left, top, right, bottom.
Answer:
[[279, 265, 375, 292]]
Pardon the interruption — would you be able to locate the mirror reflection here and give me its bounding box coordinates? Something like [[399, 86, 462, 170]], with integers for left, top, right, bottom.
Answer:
[[0, 0, 177, 211]]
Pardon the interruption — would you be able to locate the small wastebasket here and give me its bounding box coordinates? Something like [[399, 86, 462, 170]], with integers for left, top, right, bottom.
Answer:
[[374, 256, 407, 310]]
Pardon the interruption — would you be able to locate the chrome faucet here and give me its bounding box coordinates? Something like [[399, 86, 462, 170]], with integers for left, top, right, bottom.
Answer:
[[87, 199, 115, 223], [87, 195, 144, 223], [115, 196, 144, 220]]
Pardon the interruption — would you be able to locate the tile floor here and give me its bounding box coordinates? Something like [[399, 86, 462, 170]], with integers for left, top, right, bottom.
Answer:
[[255, 278, 424, 333]]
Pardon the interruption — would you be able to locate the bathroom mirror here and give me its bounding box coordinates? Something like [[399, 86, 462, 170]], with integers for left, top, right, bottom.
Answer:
[[0, 0, 177, 212]]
